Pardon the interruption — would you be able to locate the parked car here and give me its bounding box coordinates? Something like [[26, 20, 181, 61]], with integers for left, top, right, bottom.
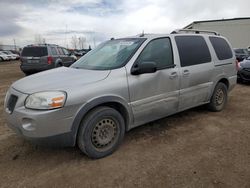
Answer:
[[237, 56, 250, 82], [71, 54, 77, 61], [2, 51, 20, 60], [0, 51, 10, 61], [234, 48, 249, 61], [73, 49, 90, 56], [20, 44, 77, 75], [10, 50, 21, 56], [4, 30, 237, 159]]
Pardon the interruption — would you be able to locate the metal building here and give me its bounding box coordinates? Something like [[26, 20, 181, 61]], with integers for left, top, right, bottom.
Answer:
[[183, 17, 250, 48]]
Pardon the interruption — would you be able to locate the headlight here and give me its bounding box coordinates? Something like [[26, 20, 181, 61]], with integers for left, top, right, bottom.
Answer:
[[25, 91, 66, 110]]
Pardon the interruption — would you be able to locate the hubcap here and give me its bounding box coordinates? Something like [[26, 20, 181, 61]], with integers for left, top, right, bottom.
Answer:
[[91, 118, 118, 150], [215, 89, 224, 105]]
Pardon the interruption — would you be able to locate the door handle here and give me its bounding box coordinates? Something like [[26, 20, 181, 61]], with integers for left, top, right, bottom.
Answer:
[[169, 72, 178, 79], [183, 70, 190, 76]]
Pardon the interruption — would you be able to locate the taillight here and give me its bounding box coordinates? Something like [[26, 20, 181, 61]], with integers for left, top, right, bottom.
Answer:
[[47, 56, 52, 65]]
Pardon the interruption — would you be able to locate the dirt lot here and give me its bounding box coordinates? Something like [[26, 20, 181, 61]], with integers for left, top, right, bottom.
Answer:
[[0, 61, 250, 188]]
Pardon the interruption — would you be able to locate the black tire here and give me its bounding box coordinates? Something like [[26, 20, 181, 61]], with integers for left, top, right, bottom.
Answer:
[[77, 106, 125, 159], [55, 63, 62, 67], [207, 82, 228, 112], [0, 57, 3, 62], [24, 72, 31, 76]]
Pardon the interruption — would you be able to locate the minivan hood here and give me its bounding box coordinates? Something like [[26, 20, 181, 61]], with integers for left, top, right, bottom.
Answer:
[[12, 67, 110, 94]]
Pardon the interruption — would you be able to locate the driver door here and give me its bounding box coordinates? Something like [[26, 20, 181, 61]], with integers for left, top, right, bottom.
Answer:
[[127, 37, 180, 126]]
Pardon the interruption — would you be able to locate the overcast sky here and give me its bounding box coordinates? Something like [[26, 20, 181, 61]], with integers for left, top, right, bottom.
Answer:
[[0, 0, 250, 48]]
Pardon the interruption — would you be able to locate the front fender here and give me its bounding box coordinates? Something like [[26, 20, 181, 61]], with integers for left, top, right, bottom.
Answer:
[[70, 95, 133, 146]]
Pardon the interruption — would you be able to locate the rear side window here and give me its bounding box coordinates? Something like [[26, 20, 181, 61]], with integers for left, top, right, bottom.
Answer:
[[51, 47, 58, 55], [57, 48, 65, 55], [136, 38, 174, 69], [175, 36, 211, 67], [209, 37, 233, 60], [21, 47, 48, 57]]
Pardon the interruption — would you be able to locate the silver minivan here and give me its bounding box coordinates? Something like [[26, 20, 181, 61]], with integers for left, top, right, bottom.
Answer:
[[4, 30, 237, 158]]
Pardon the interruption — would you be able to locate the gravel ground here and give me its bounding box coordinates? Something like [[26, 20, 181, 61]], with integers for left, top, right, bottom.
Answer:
[[0, 61, 250, 188]]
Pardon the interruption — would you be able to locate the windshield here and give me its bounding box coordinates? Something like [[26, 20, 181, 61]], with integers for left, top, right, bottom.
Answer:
[[71, 38, 145, 70], [235, 49, 249, 54]]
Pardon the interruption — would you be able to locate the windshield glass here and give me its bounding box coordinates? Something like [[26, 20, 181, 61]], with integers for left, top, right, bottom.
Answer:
[[71, 38, 145, 70]]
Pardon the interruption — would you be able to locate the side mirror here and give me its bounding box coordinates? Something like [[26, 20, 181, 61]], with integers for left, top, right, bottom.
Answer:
[[131, 61, 157, 75]]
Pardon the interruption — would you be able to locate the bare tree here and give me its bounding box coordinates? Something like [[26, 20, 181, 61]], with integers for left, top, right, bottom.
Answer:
[[34, 34, 46, 44], [71, 35, 78, 49], [78, 37, 86, 49]]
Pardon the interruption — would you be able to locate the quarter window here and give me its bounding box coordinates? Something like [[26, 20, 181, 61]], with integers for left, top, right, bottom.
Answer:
[[136, 38, 174, 69], [209, 37, 233, 60], [175, 36, 211, 67], [63, 48, 70, 55]]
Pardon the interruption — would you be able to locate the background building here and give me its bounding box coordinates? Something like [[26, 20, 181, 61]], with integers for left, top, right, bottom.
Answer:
[[184, 17, 250, 48]]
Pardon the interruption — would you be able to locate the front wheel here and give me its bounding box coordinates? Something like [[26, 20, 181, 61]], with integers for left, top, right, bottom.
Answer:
[[207, 82, 228, 112], [77, 106, 125, 159]]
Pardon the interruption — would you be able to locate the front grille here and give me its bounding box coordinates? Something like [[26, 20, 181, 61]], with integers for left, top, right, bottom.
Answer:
[[7, 95, 18, 113]]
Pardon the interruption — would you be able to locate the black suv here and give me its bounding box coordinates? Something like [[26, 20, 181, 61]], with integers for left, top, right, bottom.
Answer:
[[20, 44, 76, 75], [234, 48, 249, 62]]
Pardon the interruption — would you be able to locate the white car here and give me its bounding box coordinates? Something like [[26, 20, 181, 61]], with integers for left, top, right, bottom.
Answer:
[[2, 51, 18, 60], [0, 51, 10, 61]]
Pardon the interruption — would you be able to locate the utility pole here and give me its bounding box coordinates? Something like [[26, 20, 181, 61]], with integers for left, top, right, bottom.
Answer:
[[13, 38, 16, 51], [65, 24, 68, 48]]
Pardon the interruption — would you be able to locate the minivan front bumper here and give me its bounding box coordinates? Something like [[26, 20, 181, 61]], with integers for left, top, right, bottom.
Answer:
[[4, 87, 78, 147]]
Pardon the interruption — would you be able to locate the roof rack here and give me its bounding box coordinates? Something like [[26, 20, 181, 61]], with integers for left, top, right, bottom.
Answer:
[[171, 29, 219, 36], [26, 43, 59, 47]]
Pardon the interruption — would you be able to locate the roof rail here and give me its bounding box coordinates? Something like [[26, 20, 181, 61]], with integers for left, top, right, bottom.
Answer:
[[171, 29, 219, 36], [26, 43, 59, 47]]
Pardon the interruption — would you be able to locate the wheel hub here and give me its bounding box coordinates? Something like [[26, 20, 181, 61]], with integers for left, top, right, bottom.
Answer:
[[215, 88, 224, 105], [91, 118, 117, 148]]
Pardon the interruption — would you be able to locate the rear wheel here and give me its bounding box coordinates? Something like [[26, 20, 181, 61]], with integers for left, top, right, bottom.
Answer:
[[207, 82, 228, 112], [77, 106, 125, 159], [24, 72, 32, 76], [55, 63, 62, 67], [0, 57, 3, 62]]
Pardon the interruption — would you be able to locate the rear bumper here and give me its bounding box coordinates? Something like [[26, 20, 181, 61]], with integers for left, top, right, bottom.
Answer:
[[20, 64, 53, 73], [2, 57, 9, 60]]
